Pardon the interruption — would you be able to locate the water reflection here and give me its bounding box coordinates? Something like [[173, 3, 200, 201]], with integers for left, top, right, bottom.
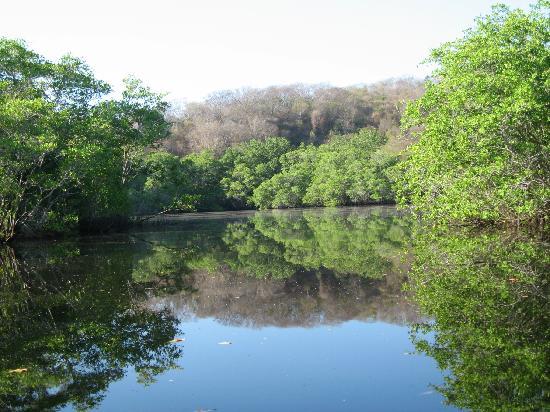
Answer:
[[0, 207, 414, 411], [133, 207, 411, 281], [0, 245, 182, 411], [140, 207, 416, 327], [408, 227, 549, 411], [149, 269, 417, 328], [0, 207, 547, 411]]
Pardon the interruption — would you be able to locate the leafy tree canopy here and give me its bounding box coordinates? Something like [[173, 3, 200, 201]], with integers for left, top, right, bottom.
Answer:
[[397, 1, 549, 225], [0, 38, 169, 241], [220, 136, 292, 207], [253, 129, 398, 209]]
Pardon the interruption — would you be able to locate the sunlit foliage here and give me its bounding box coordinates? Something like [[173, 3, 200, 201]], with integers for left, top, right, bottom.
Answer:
[[253, 129, 398, 209], [397, 2, 549, 224], [0, 39, 169, 241]]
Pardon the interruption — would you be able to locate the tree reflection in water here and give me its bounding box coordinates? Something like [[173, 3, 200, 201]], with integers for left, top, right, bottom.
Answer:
[[408, 227, 549, 411], [0, 244, 182, 411], [1, 207, 546, 411], [138, 207, 417, 327], [0, 207, 414, 410]]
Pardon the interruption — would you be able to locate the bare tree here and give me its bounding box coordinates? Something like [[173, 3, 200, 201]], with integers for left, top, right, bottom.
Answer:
[[164, 78, 424, 155]]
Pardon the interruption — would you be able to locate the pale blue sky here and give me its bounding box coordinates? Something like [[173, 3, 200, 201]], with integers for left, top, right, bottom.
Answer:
[[1, 0, 534, 102]]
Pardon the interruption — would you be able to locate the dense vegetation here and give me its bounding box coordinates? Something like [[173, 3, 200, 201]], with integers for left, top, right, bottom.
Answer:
[[1, 2, 547, 410], [0, 38, 170, 241], [396, 1, 549, 225], [128, 127, 398, 214], [0, 39, 408, 241], [253, 129, 398, 209], [1, 1, 548, 241]]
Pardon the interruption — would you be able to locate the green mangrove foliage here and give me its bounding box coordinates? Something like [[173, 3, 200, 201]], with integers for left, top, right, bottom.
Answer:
[[129, 149, 226, 215], [130, 129, 398, 216], [252, 144, 319, 209], [4, 1, 547, 241], [253, 129, 398, 209], [0, 39, 169, 241], [409, 228, 549, 411], [220, 136, 292, 208], [0, 244, 182, 411], [129, 136, 293, 215], [396, 2, 549, 225]]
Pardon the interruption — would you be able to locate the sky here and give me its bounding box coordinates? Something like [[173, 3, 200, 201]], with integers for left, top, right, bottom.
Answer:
[[0, 0, 534, 103]]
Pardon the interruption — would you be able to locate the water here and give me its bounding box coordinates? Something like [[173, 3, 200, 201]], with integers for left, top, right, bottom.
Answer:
[[0, 206, 547, 411]]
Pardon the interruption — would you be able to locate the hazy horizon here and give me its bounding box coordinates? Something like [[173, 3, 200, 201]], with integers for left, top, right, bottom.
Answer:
[[1, 0, 534, 102]]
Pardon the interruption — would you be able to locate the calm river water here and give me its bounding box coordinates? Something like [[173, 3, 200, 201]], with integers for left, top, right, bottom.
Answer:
[[0, 206, 547, 411]]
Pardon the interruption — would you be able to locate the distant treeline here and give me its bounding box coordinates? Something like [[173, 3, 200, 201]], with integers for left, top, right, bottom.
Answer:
[[130, 128, 398, 215], [164, 80, 423, 155]]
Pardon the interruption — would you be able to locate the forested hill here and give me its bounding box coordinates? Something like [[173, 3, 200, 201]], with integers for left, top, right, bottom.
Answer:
[[163, 79, 424, 155]]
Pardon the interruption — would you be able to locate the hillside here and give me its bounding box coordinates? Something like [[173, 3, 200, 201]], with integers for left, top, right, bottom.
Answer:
[[164, 78, 424, 155]]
